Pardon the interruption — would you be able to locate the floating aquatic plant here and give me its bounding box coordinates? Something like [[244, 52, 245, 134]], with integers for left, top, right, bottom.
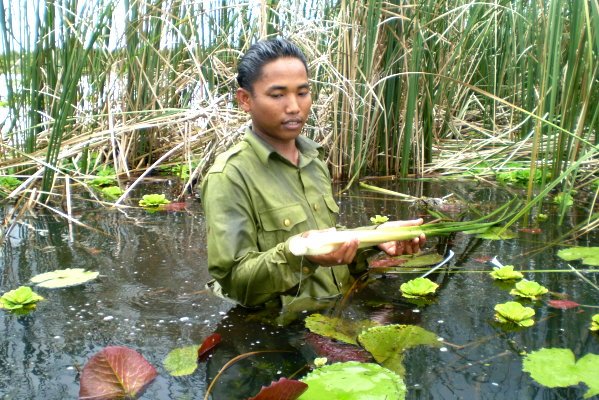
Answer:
[[489, 265, 524, 281], [554, 191, 574, 207], [369, 214, 389, 225], [100, 185, 123, 199], [298, 361, 406, 400], [163, 345, 199, 377], [139, 193, 171, 208], [30, 268, 99, 289], [88, 167, 117, 187], [0, 286, 44, 311], [510, 279, 549, 300], [522, 348, 599, 399], [304, 313, 379, 345], [248, 377, 308, 400], [557, 247, 599, 266], [79, 346, 157, 399], [494, 301, 535, 327], [400, 277, 439, 298], [591, 314, 599, 332]]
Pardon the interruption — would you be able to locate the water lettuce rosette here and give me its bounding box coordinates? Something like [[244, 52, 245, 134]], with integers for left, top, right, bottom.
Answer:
[[494, 301, 535, 327], [591, 314, 599, 332], [509, 279, 548, 300], [489, 265, 524, 281], [400, 277, 439, 299], [0, 286, 44, 311]]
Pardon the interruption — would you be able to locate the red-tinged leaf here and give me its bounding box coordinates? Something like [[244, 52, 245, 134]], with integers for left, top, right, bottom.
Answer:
[[547, 299, 580, 309], [473, 256, 493, 263], [369, 257, 407, 268], [305, 332, 372, 363], [197, 333, 221, 361], [160, 202, 187, 212], [519, 228, 543, 234], [79, 346, 157, 400], [247, 377, 308, 400]]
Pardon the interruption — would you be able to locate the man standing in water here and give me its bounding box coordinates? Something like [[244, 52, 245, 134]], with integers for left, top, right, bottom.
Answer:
[[201, 37, 424, 309]]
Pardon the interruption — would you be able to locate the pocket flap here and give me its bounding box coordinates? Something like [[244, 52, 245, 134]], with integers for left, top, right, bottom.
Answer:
[[259, 204, 307, 232]]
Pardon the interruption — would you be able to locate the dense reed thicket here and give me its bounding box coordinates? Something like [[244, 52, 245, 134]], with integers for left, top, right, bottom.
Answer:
[[0, 0, 597, 230]]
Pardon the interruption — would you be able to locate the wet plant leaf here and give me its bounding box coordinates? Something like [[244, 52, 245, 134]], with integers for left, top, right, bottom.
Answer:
[[369, 252, 443, 268], [510, 279, 548, 300], [305, 332, 372, 363], [298, 361, 406, 400], [369, 214, 389, 225], [400, 277, 439, 299], [489, 265, 524, 281], [197, 333, 221, 361], [30, 268, 99, 288], [0, 286, 44, 310], [557, 247, 599, 266], [591, 314, 599, 332], [161, 202, 187, 212], [357, 324, 440, 376], [248, 377, 308, 400], [522, 348, 599, 399], [547, 299, 580, 310], [475, 226, 516, 240], [494, 301, 535, 327], [519, 228, 542, 234], [164, 345, 198, 376], [304, 314, 379, 345], [79, 346, 157, 399]]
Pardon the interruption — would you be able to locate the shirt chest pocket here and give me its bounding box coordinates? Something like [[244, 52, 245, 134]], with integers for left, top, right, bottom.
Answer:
[[258, 204, 308, 249]]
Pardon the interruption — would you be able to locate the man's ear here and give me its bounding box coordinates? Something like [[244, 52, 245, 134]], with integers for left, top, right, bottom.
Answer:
[[236, 88, 252, 112]]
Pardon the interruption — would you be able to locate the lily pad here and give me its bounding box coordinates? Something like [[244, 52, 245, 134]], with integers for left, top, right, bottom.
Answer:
[[305, 314, 379, 345], [79, 346, 157, 399], [489, 265, 524, 281], [557, 247, 599, 266], [522, 348, 599, 399], [163, 345, 198, 376], [248, 377, 308, 400], [0, 286, 44, 310], [298, 361, 406, 400], [30, 268, 99, 288], [369, 252, 443, 268], [357, 324, 440, 376], [475, 226, 516, 240], [509, 279, 548, 300]]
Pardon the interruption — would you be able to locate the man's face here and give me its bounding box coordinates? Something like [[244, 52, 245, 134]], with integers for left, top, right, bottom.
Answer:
[[237, 57, 312, 146]]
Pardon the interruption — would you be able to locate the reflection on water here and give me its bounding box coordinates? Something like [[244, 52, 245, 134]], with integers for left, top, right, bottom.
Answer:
[[0, 180, 597, 399]]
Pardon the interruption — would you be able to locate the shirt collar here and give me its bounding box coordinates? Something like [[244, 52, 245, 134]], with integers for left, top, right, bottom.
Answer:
[[244, 126, 323, 166]]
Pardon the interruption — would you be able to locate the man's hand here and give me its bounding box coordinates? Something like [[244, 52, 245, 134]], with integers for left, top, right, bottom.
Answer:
[[376, 218, 426, 256]]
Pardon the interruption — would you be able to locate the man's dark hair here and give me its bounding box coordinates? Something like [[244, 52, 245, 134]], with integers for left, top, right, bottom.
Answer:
[[237, 38, 309, 92]]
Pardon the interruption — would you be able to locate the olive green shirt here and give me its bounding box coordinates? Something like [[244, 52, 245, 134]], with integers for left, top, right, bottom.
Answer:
[[201, 128, 371, 307]]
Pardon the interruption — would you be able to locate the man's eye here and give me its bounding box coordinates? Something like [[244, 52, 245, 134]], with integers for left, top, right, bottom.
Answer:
[[299, 91, 310, 97], [270, 93, 283, 98]]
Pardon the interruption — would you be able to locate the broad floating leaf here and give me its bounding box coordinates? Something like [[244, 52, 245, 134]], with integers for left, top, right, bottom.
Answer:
[[0, 286, 44, 310], [475, 226, 516, 240], [510, 279, 548, 300], [164, 345, 199, 377], [30, 268, 99, 289], [523, 348, 599, 399], [197, 333, 221, 361], [547, 299, 580, 310], [304, 314, 379, 345], [494, 301, 535, 327], [489, 265, 524, 281], [357, 324, 440, 376], [248, 377, 308, 400], [298, 361, 406, 400], [369, 253, 443, 268], [79, 346, 157, 399], [305, 332, 372, 363], [557, 247, 599, 266], [400, 277, 439, 298]]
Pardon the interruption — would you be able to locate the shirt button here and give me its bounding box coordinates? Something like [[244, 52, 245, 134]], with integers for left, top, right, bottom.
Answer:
[[302, 267, 311, 274], [313, 203, 319, 211], [283, 218, 291, 227]]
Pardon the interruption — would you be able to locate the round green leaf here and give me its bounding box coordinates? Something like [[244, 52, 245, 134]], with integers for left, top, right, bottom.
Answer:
[[163, 345, 198, 376], [298, 361, 406, 400], [30, 268, 99, 288], [557, 247, 599, 266]]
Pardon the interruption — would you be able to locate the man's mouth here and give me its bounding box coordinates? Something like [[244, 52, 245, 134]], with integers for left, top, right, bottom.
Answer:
[[282, 119, 303, 129]]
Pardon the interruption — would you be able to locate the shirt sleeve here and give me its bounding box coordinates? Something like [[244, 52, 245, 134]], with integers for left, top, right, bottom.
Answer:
[[201, 168, 318, 307]]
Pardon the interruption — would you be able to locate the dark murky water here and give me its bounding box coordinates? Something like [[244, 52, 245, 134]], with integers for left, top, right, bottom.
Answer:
[[1, 179, 598, 399]]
